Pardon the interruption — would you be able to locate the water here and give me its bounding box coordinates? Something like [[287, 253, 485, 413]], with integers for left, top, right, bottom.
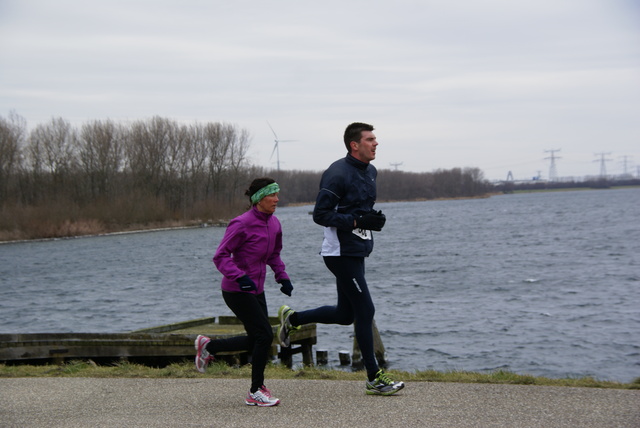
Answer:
[[1, 188, 639, 382]]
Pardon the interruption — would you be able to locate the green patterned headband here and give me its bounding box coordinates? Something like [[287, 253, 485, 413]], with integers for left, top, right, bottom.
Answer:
[[251, 182, 280, 204]]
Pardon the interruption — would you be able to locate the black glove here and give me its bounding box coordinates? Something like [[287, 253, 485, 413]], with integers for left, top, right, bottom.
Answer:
[[355, 210, 386, 231], [278, 279, 293, 297], [237, 275, 257, 292]]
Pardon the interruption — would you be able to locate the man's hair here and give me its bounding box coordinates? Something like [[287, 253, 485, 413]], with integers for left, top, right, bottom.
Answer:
[[343, 122, 374, 152]]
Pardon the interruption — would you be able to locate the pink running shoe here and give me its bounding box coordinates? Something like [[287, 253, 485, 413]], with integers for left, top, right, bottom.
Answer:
[[194, 335, 214, 373], [259, 385, 273, 398], [245, 389, 280, 407]]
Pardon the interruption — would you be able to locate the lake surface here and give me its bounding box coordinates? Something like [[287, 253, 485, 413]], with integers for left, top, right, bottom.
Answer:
[[1, 188, 639, 382]]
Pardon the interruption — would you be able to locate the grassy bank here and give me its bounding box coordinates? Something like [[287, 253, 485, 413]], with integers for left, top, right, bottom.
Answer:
[[1, 361, 637, 390]]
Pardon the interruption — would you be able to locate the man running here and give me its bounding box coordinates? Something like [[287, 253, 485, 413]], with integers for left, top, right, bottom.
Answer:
[[278, 122, 404, 396]]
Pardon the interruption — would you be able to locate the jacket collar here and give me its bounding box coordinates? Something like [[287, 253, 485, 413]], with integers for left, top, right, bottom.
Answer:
[[250, 205, 272, 221], [346, 153, 369, 171]]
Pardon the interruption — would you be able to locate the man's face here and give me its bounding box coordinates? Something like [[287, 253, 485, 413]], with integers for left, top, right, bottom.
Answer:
[[351, 130, 378, 163]]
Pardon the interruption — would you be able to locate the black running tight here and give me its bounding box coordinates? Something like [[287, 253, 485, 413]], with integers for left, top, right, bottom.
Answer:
[[206, 291, 273, 393], [295, 256, 379, 379]]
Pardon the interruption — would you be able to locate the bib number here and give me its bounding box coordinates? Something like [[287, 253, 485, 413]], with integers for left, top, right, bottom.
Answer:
[[352, 228, 372, 240]]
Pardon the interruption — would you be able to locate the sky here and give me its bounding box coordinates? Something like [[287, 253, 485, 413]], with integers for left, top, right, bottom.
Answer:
[[1, 0, 639, 181]]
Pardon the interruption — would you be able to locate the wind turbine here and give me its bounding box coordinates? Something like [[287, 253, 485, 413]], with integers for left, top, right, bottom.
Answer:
[[267, 121, 296, 172]]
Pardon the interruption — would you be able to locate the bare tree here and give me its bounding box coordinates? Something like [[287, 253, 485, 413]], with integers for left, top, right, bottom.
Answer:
[[0, 111, 26, 204], [27, 117, 77, 199], [226, 125, 251, 203], [461, 167, 488, 196], [166, 122, 196, 215], [77, 119, 124, 200], [185, 123, 209, 197], [125, 116, 174, 197], [203, 122, 231, 200]]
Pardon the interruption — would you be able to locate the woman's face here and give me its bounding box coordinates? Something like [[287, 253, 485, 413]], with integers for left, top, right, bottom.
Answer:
[[256, 192, 279, 214]]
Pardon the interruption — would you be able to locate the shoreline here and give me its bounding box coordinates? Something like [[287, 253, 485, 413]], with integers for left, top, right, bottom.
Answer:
[[2, 187, 637, 244], [0, 196, 495, 244]]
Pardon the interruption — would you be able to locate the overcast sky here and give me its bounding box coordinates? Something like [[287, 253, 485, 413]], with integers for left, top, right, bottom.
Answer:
[[1, 0, 638, 181]]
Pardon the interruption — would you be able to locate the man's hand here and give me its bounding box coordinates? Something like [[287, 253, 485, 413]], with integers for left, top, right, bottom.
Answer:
[[355, 210, 386, 231]]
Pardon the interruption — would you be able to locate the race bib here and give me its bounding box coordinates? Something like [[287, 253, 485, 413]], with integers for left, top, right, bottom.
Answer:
[[352, 228, 372, 240]]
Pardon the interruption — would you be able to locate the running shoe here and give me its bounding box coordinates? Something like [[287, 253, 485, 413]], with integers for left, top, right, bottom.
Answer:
[[277, 305, 299, 347], [245, 389, 280, 407], [194, 334, 214, 373], [365, 370, 405, 396], [259, 385, 273, 398]]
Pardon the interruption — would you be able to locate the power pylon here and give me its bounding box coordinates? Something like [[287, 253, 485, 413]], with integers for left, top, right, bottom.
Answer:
[[619, 155, 632, 176], [594, 152, 612, 178], [544, 149, 561, 181]]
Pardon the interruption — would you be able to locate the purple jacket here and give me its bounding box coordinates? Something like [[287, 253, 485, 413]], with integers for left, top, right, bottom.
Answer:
[[213, 206, 289, 294]]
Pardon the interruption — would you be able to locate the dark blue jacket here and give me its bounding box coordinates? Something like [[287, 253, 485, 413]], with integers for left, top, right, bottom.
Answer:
[[312, 154, 377, 257]]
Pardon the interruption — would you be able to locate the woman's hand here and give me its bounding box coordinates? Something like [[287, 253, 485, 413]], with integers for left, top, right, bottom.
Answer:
[[278, 279, 293, 296]]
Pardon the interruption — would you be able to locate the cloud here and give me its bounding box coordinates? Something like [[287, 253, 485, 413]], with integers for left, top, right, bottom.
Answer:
[[1, 0, 638, 180]]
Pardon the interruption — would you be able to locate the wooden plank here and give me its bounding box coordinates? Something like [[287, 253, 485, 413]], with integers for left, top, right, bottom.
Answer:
[[131, 317, 216, 333], [214, 316, 280, 326], [0, 319, 317, 367], [2, 333, 204, 361]]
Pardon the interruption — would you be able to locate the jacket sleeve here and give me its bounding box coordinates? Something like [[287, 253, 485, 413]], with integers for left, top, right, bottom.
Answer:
[[312, 167, 356, 231], [212, 218, 246, 281], [266, 219, 289, 282]]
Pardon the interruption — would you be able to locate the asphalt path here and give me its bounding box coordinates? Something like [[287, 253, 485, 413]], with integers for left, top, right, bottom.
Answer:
[[1, 378, 638, 427]]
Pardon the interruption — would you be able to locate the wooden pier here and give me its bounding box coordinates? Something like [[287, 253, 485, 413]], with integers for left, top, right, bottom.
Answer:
[[0, 317, 316, 368]]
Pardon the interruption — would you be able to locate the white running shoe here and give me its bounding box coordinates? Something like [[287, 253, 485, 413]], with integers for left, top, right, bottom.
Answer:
[[259, 385, 274, 398], [245, 389, 280, 407], [365, 369, 405, 396], [194, 335, 214, 373]]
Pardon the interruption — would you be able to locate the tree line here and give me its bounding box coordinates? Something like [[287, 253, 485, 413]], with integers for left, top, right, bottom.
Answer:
[[0, 112, 493, 240]]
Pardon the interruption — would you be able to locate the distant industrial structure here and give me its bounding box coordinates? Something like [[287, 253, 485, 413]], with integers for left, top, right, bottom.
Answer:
[[594, 152, 613, 179], [542, 149, 561, 181], [267, 121, 296, 172], [495, 149, 638, 188]]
